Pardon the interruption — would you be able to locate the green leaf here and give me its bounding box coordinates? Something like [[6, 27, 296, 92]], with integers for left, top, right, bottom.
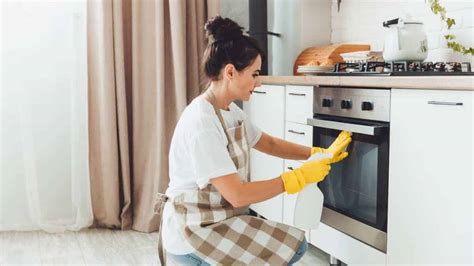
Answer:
[[444, 34, 455, 40], [430, 0, 440, 14], [463, 47, 474, 56], [454, 43, 463, 53], [446, 18, 456, 29]]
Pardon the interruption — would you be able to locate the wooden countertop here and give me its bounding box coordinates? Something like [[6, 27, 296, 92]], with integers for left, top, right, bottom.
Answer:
[[260, 75, 474, 91]]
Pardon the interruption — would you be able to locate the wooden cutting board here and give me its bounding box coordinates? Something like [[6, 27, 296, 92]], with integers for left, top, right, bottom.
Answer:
[[293, 44, 370, 75]]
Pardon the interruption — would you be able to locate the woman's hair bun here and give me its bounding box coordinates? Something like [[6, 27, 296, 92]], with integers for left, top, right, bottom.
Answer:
[[204, 16, 243, 42], [202, 16, 264, 80]]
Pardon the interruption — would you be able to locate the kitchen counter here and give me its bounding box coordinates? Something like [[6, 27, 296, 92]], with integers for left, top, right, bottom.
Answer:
[[260, 75, 474, 91]]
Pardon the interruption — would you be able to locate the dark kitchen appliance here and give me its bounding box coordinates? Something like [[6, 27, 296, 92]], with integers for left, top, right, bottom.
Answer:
[[248, 0, 280, 75]]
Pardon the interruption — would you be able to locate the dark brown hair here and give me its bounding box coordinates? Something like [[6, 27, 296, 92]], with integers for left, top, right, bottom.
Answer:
[[203, 16, 265, 81]]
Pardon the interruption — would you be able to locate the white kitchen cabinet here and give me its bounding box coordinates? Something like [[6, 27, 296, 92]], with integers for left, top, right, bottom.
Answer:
[[388, 89, 473, 264], [243, 85, 285, 223], [285, 85, 314, 125]]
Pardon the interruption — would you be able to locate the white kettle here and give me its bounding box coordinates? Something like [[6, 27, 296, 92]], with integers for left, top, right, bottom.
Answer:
[[382, 16, 428, 62]]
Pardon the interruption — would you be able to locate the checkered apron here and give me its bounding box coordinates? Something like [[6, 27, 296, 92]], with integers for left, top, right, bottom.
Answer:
[[156, 90, 304, 265]]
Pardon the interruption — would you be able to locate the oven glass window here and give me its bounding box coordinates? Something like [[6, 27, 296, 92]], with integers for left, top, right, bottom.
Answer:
[[315, 127, 389, 232]]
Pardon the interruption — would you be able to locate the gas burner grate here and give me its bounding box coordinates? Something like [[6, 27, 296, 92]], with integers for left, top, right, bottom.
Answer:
[[333, 61, 472, 74]]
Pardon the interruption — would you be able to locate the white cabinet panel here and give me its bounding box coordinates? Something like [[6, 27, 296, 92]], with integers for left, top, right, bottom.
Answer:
[[285, 85, 314, 124], [243, 85, 285, 223], [388, 89, 473, 265], [285, 121, 313, 147]]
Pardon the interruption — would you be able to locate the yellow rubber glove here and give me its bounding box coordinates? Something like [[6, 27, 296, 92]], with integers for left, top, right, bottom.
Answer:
[[281, 159, 331, 194], [310, 131, 352, 163]]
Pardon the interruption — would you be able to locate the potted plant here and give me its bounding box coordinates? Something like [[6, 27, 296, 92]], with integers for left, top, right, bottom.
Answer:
[[427, 0, 474, 56]]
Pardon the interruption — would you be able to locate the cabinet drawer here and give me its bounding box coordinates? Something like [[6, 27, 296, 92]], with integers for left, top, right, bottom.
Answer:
[[285, 85, 313, 124], [285, 121, 313, 147]]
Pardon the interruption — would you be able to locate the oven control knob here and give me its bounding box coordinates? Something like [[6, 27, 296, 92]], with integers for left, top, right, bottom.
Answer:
[[322, 98, 333, 107], [341, 100, 352, 109], [362, 101, 374, 111]]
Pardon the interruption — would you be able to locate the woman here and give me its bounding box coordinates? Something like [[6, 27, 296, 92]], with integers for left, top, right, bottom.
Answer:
[[156, 16, 352, 265]]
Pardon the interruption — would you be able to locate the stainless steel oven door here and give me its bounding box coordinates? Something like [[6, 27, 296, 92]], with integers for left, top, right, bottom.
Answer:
[[307, 116, 389, 253]]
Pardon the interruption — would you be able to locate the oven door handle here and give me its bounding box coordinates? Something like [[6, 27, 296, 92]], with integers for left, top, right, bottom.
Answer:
[[307, 118, 387, 136]]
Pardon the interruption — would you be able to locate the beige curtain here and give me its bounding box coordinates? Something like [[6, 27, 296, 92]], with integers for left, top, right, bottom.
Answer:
[[87, 0, 219, 232]]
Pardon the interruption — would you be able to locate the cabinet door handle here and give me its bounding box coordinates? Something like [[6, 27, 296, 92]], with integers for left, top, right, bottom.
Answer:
[[253, 90, 266, 94], [287, 167, 294, 170], [288, 129, 305, 135], [427, 101, 463, 106], [288, 93, 306, 96]]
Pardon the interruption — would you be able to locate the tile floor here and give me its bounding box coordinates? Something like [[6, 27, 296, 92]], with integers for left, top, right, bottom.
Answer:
[[0, 228, 330, 265]]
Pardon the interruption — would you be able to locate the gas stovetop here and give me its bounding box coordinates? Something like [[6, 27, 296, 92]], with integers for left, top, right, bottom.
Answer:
[[318, 61, 474, 76]]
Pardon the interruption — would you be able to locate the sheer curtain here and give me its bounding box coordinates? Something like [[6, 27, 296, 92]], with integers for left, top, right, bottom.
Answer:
[[0, 1, 92, 232]]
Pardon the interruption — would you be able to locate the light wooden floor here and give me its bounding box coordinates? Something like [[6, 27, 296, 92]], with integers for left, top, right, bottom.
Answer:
[[0, 228, 330, 265]]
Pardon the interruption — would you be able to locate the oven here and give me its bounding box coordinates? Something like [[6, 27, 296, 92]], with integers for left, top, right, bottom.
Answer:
[[307, 87, 390, 252]]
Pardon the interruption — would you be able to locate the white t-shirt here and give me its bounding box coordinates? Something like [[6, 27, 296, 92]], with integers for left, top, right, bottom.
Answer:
[[162, 94, 262, 255]]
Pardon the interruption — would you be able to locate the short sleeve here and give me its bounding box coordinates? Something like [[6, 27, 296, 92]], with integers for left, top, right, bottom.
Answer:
[[190, 130, 238, 189]]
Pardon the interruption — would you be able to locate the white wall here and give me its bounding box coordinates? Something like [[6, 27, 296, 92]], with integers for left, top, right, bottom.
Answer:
[[331, 0, 474, 63]]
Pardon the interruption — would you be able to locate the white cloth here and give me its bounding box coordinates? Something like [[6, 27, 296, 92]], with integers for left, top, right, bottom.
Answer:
[[163, 94, 262, 255]]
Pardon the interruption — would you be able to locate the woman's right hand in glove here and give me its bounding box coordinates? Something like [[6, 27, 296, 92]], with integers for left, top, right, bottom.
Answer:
[[310, 131, 352, 163], [280, 159, 331, 194]]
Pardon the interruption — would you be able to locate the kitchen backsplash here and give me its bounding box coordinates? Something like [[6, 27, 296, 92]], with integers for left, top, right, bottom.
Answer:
[[331, 0, 474, 63]]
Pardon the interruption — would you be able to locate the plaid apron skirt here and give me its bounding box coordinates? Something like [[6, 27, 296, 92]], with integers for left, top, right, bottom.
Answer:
[[156, 90, 304, 265]]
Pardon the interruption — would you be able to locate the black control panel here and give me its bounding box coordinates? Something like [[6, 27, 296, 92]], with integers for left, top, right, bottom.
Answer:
[[321, 98, 376, 111]]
